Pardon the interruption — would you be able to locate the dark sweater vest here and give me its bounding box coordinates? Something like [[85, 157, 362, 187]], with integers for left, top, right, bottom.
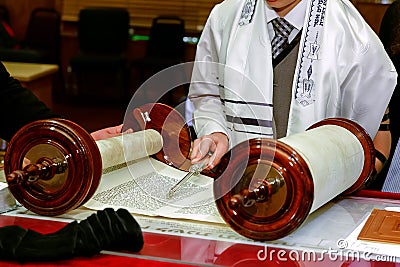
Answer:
[[272, 42, 300, 139]]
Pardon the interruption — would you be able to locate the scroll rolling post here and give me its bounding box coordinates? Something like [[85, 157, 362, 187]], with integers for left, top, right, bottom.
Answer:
[[123, 102, 192, 171], [4, 119, 102, 216], [214, 118, 375, 241]]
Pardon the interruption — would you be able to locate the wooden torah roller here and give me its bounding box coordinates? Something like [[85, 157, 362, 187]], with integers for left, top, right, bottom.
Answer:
[[3, 119, 167, 216], [214, 118, 375, 241], [3, 103, 190, 216], [123, 102, 192, 170], [4, 119, 103, 216]]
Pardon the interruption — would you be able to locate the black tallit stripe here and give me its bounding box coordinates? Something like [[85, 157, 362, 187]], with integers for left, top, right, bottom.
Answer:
[[221, 98, 273, 107], [226, 115, 273, 128], [231, 128, 274, 137]]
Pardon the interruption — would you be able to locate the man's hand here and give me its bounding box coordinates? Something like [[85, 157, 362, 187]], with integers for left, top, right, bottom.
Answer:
[[90, 124, 133, 141], [191, 132, 229, 170]]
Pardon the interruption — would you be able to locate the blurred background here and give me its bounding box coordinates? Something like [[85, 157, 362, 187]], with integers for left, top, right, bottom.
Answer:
[[0, 0, 391, 133]]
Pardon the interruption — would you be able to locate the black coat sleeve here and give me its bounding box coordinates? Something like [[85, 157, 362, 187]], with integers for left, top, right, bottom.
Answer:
[[0, 62, 60, 141]]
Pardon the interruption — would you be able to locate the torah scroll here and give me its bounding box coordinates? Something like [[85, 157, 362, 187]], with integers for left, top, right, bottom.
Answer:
[[3, 119, 164, 216], [96, 129, 163, 170]]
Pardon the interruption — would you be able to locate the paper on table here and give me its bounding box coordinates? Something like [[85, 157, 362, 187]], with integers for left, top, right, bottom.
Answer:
[[84, 157, 225, 224], [85, 124, 368, 228], [0, 181, 18, 214]]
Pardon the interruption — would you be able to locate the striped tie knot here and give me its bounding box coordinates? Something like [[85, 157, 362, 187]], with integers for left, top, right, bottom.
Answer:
[[271, 17, 294, 59]]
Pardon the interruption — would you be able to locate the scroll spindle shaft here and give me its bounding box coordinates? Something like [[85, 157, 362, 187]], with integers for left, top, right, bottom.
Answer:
[[6, 157, 67, 186], [229, 176, 285, 209]]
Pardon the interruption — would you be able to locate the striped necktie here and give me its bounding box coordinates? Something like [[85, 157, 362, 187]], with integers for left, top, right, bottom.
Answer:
[[382, 139, 400, 193], [271, 17, 294, 59]]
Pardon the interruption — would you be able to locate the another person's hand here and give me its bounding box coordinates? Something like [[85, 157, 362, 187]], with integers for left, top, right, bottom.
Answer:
[[90, 124, 133, 141], [191, 132, 229, 170]]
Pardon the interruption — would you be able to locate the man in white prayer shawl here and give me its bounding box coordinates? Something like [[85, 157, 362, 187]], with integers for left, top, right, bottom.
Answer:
[[187, 0, 397, 178]]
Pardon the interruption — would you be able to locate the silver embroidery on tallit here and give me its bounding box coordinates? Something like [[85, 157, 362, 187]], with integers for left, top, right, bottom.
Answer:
[[295, 0, 327, 106], [239, 0, 257, 26]]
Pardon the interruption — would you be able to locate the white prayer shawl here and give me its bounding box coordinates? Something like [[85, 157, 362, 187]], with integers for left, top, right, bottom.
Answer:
[[188, 0, 396, 148]]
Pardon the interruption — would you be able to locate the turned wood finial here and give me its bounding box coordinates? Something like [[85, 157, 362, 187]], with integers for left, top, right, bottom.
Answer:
[[4, 119, 102, 216], [6, 157, 67, 186]]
